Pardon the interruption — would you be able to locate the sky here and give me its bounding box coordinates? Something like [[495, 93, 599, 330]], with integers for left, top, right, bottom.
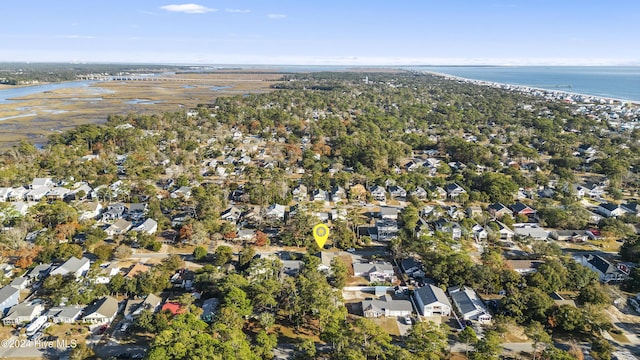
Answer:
[[1, 0, 639, 66]]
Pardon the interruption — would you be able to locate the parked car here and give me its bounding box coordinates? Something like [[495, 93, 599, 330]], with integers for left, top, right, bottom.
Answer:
[[403, 315, 413, 325]]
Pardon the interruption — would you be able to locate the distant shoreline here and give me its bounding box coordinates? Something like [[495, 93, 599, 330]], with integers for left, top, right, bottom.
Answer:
[[421, 70, 640, 107]]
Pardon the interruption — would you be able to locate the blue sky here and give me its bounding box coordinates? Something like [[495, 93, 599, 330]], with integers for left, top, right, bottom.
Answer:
[[1, 1, 638, 65]]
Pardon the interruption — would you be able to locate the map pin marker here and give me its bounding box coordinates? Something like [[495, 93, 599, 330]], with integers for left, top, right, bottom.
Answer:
[[313, 224, 329, 249]]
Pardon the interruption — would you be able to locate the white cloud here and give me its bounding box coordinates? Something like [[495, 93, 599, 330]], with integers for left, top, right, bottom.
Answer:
[[226, 8, 251, 13], [160, 4, 217, 14], [267, 13, 286, 19]]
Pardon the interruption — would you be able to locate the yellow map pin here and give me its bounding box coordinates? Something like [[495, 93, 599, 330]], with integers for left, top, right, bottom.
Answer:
[[313, 224, 329, 248]]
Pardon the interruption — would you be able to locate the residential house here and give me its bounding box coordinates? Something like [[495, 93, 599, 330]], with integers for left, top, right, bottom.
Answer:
[[353, 263, 396, 283], [237, 229, 256, 241], [94, 263, 120, 285], [581, 255, 629, 283], [25, 263, 52, 282], [448, 286, 492, 323], [506, 260, 544, 275], [170, 186, 192, 200], [493, 221, 515, 241], [362, 294, 413, 318], [405, 161, 420, 172], [311, 189, 329, 202], [31, 177, 54, 189], [488, 203, 512, 219], [331, 186, 347, 202], [281, 260, 305, 277], [124, 294, 162, 321], [444, 183, 466, 199], [69, 182, 95, 200], [79, 202, 103, 221], [9, 277, 30, 290], [82, 296, 120, 324], [577, 144, 597, 157], [379, 207, 399, 220], [513, 223, 549, 241], [265, 204, 286, 221], [434, 219, 462, 240], [416, 218, 434, 239], [2, 303, 44, 325], [220, 207, 243, 224], [0, 286, 20, 315], [537, 188, 555, 199], [0, 264, 14, 279], [596, 202, 626, 218], [50, 256, 91, 279], [101, 203, 127, 222], [551, 230, 588, 242], [26, 187, 49, 202], [46, 306, 84, 324], [201, 298, 220, 323], [46, 187, 71, 201], [11, 202, 29, 216], [132, 218, 158, 235], [413, 284, 452, 316], [291, 184, 308, 202], [430, 186, 447, 200], [6, 187, 28, 202], [621, 202, 640, 216], [125, 263, 151, 279], [127, 203, 148, 221], [376, 219, 399, 241], [471, 224, 488, 242], [106, 219, 133, 237], [161, 302, 187, 316], [388, 185, 407, 199], [575, 182, 606, 198], [510, 202, 537, 219], [466, 206, 483, 218], [0, 188, 11, 202], [410, 186, 428, 200], [370, 185, 387, 202]]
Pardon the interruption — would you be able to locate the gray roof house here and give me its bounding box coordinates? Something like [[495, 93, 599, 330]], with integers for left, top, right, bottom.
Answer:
[[2, 303, 45, 325], [124, 294, 162, 321], [448, 286, 492, 323], [362, 294, 413, 318], [413, 284, 452, 316], [0, 285, 20, 315], [25, 263, 52, 281], [82, 296, 120, 324], [46, 306, 84, 324], [9, 277, 30, 290], [106, 219, 133, 237], [132, 218, 158, 235], [50, 256, 91, 279], [353, 263, 395, 283], [581, 255, 629, 283]]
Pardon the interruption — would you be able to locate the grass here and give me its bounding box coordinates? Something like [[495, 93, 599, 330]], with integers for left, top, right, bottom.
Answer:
[[371, 317, 400, 336], [0, 73, 282, 149]]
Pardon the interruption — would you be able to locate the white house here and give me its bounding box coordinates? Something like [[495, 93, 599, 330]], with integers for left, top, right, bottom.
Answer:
[[448, 286, 492, 323], [581, 255, 629, 283], [370, 185, 387, 201], [265, 204, 286, 221], [132, 218, 158, 235], [596, 202, 627, 218], [82, 296, 120, 324], [106, 219, 132, 237], [46, 306, 84, 324], [413, 284, 452, 316], [50, 256, 91, 279], [2, 303, 44, 325], [0, 285, 20, 314], [353, 263, 395, 283], [362, 294, 413, 318]]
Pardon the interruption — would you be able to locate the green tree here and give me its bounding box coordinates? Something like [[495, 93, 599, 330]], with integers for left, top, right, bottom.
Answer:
[[458, 325, 478, 356], [525, 321, 551, 360], [214, 245, 233, 266], [193, 246, 207, 261], [405, 321, 449, 359], [472, 331, 502, 360], [329, 256, 348, 289], [577, 281, 611, 306]]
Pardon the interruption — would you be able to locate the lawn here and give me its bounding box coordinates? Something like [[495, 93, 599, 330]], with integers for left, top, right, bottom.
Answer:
[[371, 317, 400, 336]]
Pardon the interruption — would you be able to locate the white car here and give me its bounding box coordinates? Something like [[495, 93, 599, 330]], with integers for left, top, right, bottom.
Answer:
[[346, 248, 356, 253], [403, 316, 413, 325]]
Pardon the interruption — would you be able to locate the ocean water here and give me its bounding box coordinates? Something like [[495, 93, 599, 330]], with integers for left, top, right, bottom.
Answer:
[[408, 66, 640, 102]]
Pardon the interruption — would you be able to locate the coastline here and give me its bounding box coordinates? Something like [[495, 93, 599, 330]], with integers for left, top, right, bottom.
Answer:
[[420, 70, 640, 107]]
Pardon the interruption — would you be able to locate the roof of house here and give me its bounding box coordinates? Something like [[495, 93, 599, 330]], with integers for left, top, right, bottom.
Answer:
[[488, 203, 510, 212], [26, 263, 52, 279], [362, 295, 413, 313], [353, 263, 394, 274], [4, 303, 43, 319], [161, 302, 186, 315], [445, 183, 465, 193], [83, 296, 119, 319], [510, 202, 534, 213], [126, 263, 151, 279], [46, 306, 84, 320], [0, 285, 19, 303], [506, 260, 544, 271], [449, 287, 486, 316], [599, 202, 620, 212], [52, 257, 90, 276], [414, 284, 452, 308], [586, 255, 618, 275]]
